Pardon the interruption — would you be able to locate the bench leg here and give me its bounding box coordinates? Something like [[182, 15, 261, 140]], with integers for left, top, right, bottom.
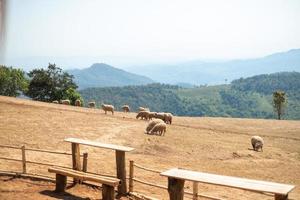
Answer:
[[102, 184, 115, 200], [168, 177, 185, 200], [55, 174, 67, 192], [275, 194, 288, 200]]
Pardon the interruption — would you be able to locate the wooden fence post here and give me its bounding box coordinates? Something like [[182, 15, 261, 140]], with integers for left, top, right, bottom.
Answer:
[[71, 143, 81, 183], [82, 152, 88, 172], [168, 177, 185, 200], [129, 160, 134, 193], [21, 145, 26, 174], [116, 150, 127, 196], [193, 182, 198, 200]]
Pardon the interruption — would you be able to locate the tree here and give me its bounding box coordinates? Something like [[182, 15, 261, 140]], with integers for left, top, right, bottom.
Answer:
[[273, 90, 287, 120], [26, 63, 78, 102], [0, 65, 28, 97]]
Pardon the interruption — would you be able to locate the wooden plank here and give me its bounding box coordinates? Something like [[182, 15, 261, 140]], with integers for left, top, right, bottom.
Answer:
[[116, 150, 127, 196], [82, 153, 88, 172], [161, 168, 295, 195], [48, 167, 120, 187], [193, 182, 198, 200], [129, 160, 134, 193], [275, 194, 288, 200], [65, 137, 134, 152]]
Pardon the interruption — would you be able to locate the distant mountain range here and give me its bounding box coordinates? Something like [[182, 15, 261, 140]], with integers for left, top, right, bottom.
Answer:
[[124, 49, 300, 85], [67, 63, 154, 89]]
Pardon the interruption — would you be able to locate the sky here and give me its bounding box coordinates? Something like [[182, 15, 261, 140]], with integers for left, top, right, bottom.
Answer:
[[2, 0, 300, 68]]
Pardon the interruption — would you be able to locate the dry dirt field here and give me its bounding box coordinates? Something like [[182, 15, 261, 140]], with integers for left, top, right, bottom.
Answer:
[[0, 95, 299, 200]]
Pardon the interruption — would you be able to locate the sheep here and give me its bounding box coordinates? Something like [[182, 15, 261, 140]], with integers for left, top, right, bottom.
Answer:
[[61, 99, 70, 105], [148, 112, 157, 120], [165, 113, 173, 124], [136, 111, 150, 120], [102, 104, 114, 115], [251, 136, 264, 152], [139, 107, 150, 112], [121, 105, 130, 113], [145, 119, 164, 134], [153, 112, 173, 124], [75, 99, 81, 106], [153, 112, 166, 121], [52, 100, 59, 104], [88, 101, 96, 108], [149, 122, 167, 136]]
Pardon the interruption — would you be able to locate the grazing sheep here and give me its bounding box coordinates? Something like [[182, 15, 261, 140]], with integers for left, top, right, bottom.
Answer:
[[139, 107, 150, 112], [88, 101, 96, 108], [61, 99, 70, 105], [122, 105, 130, 113], [251, 136, 264, 152], [148, 112, 157, 120], [75, 99, 81, 107], [149, 122, 167, 136], [52, 100, 59, 104], [102, 104, 114, 115], [153, 112, 166, 121], [165, 113, 173, 124], [136, 111, 150, 120], [145, 119, 164, 134]]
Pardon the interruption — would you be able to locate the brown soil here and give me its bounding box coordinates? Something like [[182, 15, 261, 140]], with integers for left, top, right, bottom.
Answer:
[[0, 96, 299, 200]]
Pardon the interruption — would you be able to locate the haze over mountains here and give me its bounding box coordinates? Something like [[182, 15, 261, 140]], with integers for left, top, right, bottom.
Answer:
[[124, 49, 300, 85], [4, 48, 300, 87]]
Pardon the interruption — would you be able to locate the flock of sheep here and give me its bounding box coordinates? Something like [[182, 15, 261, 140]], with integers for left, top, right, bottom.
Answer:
[[52, 99, 264, 151]]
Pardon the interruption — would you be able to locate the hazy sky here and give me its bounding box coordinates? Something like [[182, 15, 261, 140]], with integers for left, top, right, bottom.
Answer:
[[4, 0, 300, 65]]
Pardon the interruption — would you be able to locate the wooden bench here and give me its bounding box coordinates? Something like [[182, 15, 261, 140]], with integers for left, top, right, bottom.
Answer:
[[64, 137, 134, 196], [48, 167, 120, 200], [161, 168, 295, 200]]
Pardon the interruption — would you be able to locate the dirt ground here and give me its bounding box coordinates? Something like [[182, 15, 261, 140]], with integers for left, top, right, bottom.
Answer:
[[0, 96, 299, 200]]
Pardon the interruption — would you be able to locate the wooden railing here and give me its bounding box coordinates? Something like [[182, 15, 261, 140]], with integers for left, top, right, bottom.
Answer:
[[0, 144, 86, 175], [129, 160, 223, 200]]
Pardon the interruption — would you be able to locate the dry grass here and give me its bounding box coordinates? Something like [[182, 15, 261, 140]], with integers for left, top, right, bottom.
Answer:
[[0, 95, 299, 200]]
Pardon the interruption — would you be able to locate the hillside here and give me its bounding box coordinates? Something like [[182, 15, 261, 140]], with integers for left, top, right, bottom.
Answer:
[[0, 96, 299, 199], [125, 49, 300, 85], [79, 72, 300, 120], [67, 63, 154, 89]]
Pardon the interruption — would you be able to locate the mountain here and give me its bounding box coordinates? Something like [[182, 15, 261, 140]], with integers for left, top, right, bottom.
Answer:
[[79, 72, 300, 120], [67, 63, 154, 89], [124, 49, 300, 85]]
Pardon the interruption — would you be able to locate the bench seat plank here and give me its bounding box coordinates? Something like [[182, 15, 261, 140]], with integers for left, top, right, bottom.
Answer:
[[161, 168, 295, 195], [48, 167, 120, 187], [64, 137, 134, 152]]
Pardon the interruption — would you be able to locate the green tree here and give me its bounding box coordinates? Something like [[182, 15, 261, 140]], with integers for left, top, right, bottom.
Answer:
[[273, 90, 287, 120], [26, 63, 78, 102], [0, 65, 28, 97]]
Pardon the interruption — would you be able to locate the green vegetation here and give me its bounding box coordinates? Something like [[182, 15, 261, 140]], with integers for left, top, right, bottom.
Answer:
[[80, 72, 300, 120], [0, 65, 28, 97], [273, 91, 287, 120]]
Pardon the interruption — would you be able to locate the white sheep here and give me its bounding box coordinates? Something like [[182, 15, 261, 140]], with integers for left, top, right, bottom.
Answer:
[[251, 136, 264, 152], [102, 104, 114, 115], [88, 101, 96, 108], [139, 107, 150, 112], [122, 105, 130, 113], [149, 122, 167, 136], [61, 99, 70, 105], [75, 99, 81, 106], [52, 100, 59, 104], [145, 119, 164, 134]]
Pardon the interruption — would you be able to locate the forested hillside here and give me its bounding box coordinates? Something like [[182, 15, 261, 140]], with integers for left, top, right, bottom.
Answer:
[[79, 72, 300, 120]]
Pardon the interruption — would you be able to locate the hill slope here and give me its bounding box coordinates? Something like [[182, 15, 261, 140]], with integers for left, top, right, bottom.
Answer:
[[79, 72, 300, 119], [0, 96, 299, 199], [67, 63, 154, 89]]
